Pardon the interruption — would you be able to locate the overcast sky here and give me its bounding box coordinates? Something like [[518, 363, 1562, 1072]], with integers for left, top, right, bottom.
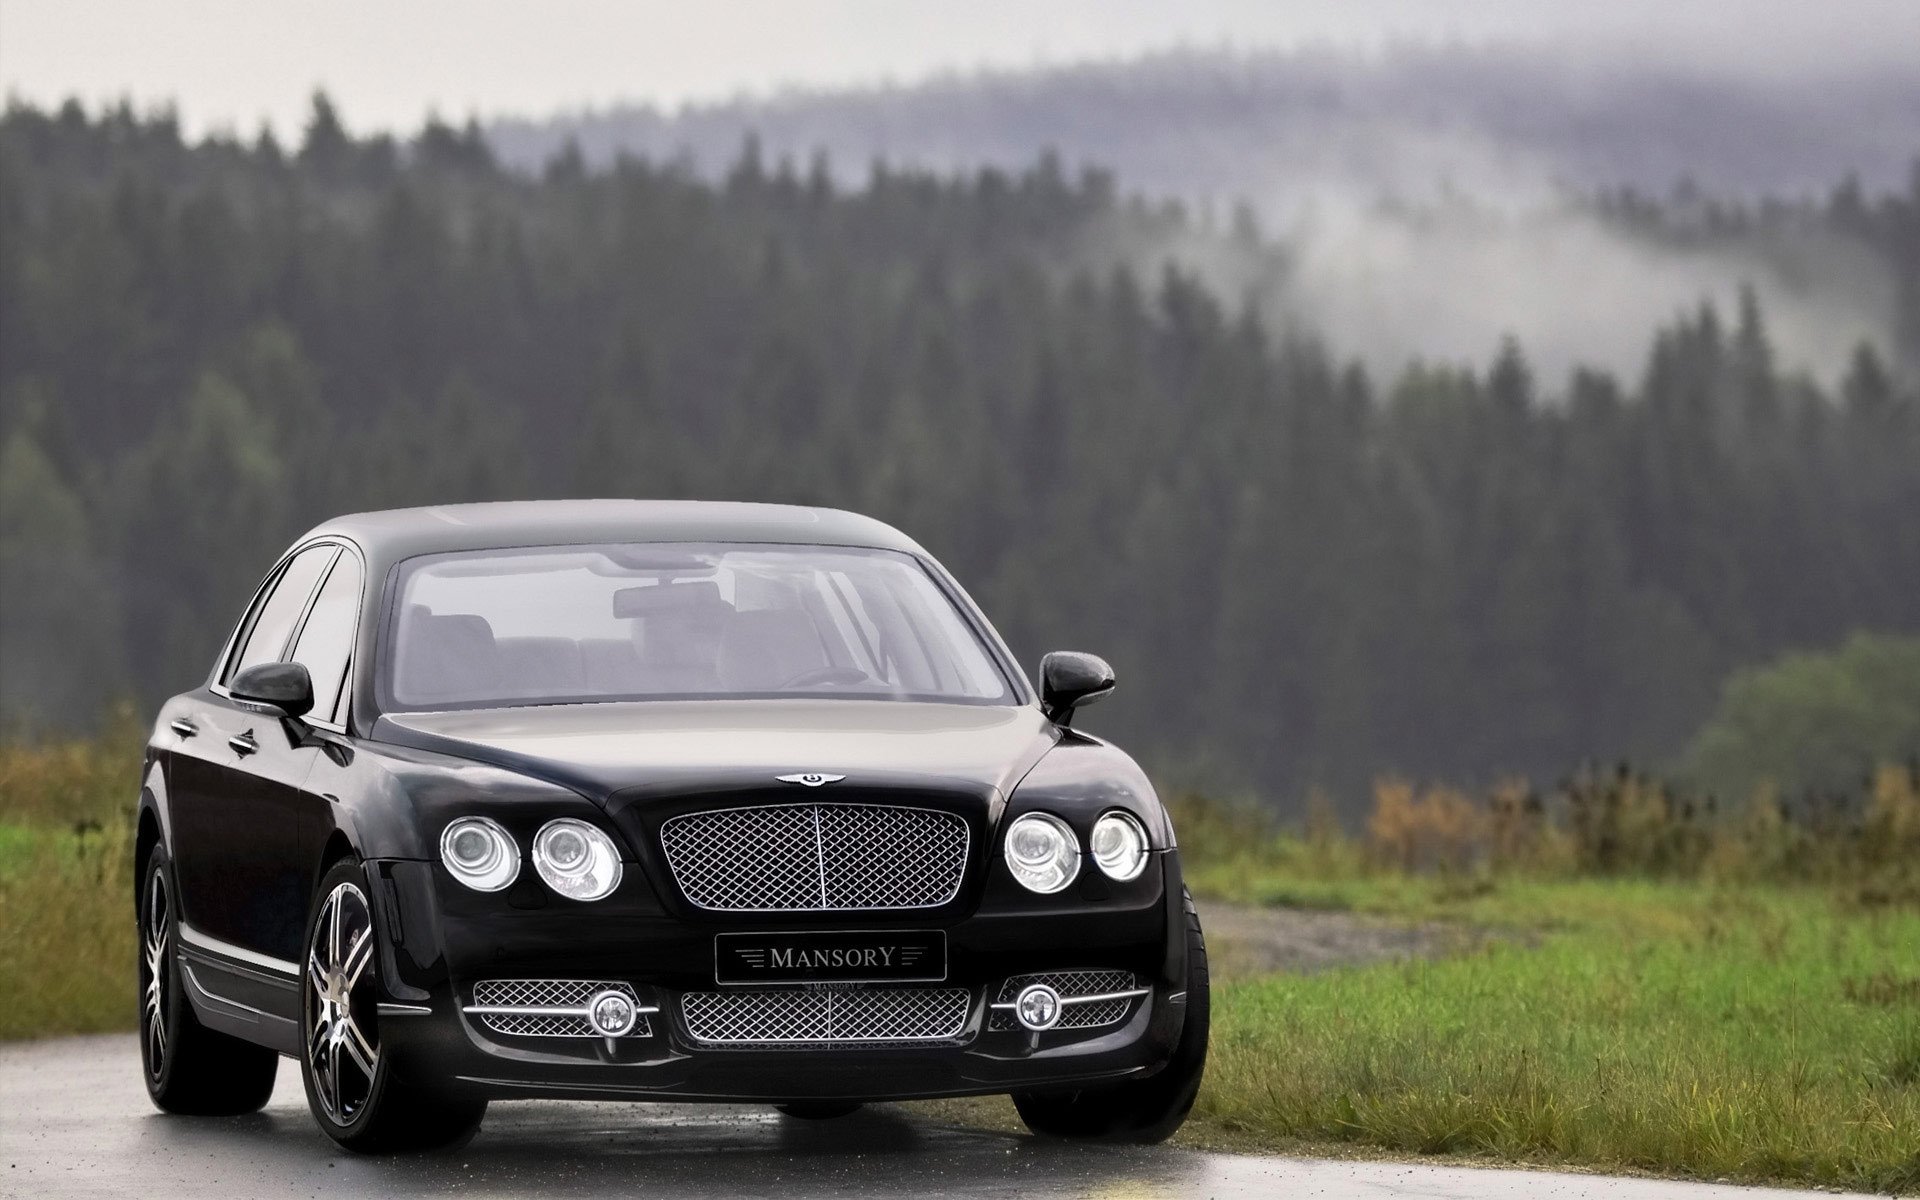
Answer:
[[3, 0, 1916, 137]]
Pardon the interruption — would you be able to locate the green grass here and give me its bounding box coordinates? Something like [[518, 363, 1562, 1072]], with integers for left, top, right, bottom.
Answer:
[[1189, 875, 1920, 1192]]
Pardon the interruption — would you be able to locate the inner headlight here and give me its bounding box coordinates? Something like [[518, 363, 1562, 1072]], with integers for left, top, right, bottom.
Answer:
[[532, 818, 623, 901], [439, 816, 519, 892], [1091, 811, 1150, 881], [1003, 812, 1080, 894]]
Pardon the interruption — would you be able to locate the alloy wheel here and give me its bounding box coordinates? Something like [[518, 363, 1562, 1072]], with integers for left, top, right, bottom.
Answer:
[[306, 881, 380, 1124], [141, 869, 170, 1079]]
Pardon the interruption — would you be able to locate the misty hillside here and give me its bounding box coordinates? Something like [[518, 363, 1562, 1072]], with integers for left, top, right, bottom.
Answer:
[[5, 103, 1918, 811], [489, 47, 1920, 384], [489, 45, 1920, 200]]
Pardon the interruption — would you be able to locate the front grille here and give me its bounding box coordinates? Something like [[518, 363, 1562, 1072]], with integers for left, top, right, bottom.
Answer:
[[989, 970, 1141, 1031], [660, 802, 969, 911], [681, 986, 970, 1045], [468, 979, 651, 1038]]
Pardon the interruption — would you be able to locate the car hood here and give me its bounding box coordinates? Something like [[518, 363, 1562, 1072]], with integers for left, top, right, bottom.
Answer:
[[371, 699, 1060, 807]]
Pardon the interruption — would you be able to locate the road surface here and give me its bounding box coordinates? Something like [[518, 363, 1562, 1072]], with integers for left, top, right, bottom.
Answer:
[[0, 1036, 1848, 1199]]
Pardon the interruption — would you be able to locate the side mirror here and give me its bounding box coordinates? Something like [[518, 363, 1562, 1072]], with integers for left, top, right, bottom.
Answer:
[[1039, 651, 1115, 727], [229, 661, 315, 719]]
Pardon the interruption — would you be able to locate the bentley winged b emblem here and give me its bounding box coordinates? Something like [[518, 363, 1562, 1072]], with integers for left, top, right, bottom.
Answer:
[[777, 772, 846, 787]]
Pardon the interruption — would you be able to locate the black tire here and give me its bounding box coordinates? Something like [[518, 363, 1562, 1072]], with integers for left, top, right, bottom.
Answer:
[[138, 847, 280, 1115], [1012, 887, 1210, 1144], [299, 857, 486, 1153], [775, 1101, 865, 1119]]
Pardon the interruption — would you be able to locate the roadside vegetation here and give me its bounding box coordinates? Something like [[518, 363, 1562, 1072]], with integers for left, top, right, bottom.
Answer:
[[1174, 775, 1920, 1194], [0, 716, 141, 1040], [4, 728, 1917, 1191]]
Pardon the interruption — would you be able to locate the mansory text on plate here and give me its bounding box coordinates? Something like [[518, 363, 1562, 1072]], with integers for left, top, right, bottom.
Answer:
[[135, 500, 1208, 1151]]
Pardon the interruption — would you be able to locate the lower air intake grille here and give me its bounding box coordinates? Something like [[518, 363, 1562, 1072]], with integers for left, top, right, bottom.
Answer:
[[681, 986, 970, 1046], [469, 979, 651, 1038], [989, 970, 1140, 1031]]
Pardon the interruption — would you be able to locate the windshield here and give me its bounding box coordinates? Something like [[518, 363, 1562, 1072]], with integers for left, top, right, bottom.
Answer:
[[381, 542, 1017, 710]]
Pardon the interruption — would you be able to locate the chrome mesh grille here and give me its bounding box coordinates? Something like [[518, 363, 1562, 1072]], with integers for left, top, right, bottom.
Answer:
[[990, 970, 1140, 1031], [469, 979, 651, 1038], [681, 986, 970, 1045], [660, 803, 969, 911]]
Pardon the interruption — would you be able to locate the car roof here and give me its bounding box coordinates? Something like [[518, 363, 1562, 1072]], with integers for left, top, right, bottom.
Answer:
[[299, 500, 926, 561]]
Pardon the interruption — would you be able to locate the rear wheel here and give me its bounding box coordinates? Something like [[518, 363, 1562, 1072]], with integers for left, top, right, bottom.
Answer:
[[775, 1101, 864, 1120], [137, 848, 279, 1114], [1012, 887, 1210, 1143], [299, 857, 486, 1153]]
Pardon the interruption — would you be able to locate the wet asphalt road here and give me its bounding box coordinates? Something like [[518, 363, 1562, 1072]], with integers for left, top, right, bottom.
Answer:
[[0, 1036, 1849, 1199]]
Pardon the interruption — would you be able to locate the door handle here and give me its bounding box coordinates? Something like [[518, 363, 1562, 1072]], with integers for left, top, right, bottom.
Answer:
[[228, 731, 258, 756], [170, 718, 199, 739]]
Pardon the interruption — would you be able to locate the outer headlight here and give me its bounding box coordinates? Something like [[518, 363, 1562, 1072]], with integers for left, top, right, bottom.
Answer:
[[439, 816, 519, 892], [532, 818, 623, 901], [1091, 811, 1150, 881], [1003, 812, 1080, 894]]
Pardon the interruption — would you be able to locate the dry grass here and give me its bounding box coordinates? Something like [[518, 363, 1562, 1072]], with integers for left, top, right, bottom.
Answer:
[[0, 715, 144, 1040], [1177, 762, 1920, 902], [0, 821, 135, 1039]]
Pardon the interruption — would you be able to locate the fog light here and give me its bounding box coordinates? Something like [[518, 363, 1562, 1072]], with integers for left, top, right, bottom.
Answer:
[[1015, 983, 1062, 1031], [587, 989, 637, 1037]]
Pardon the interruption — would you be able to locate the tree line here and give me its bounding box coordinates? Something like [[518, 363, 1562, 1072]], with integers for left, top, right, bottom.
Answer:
[[2, 98, 1916, 813]]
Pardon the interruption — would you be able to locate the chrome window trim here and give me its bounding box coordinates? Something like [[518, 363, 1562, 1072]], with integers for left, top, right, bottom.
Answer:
[[207, 535, 367, 734], [212, 542, 339, 691]]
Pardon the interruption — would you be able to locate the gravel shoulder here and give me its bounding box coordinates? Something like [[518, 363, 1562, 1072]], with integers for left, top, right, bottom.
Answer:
[[1198, 898, 1509, 978]]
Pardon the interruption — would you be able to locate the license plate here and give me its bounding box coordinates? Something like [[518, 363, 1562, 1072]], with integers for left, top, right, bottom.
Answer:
[[714, 930, 947, 985]]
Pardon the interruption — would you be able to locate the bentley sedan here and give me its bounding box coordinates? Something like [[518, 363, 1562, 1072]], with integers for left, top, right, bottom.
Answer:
[[136, 500, 1208, 1151]]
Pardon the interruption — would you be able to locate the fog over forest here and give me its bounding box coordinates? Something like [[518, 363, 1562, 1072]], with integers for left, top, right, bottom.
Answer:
[[492, 45, 1920, 384]]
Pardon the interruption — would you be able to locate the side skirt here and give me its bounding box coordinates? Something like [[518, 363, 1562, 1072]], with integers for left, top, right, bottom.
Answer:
[[177, 922, 303, 1055]]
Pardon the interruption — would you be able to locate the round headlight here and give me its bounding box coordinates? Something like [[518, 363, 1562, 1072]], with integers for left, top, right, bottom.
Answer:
[[532, 818, 623, 901], [1091, 811, 1150, 881], [439, 816, 519, 892], [1003, 812, 1080, 894]]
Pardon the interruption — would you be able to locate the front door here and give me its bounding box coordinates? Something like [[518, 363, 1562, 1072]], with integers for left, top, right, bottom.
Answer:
[[170, 543, 336, 961]]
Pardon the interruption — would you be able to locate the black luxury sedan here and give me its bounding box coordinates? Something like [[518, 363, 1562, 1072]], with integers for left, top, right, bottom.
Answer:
[[135, 500, 1208, 1151]]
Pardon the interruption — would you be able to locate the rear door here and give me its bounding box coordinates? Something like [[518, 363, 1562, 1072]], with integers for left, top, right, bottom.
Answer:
[[170, 544, 336, 960]]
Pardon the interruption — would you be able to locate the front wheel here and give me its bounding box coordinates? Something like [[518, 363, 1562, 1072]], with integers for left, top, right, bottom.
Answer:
[[138, 848, 279, 1114], [299, 857, 486, 1153], [1012, 887, 1210, 1143]]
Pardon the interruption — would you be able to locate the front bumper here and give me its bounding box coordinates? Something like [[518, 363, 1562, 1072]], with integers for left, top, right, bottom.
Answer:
[[364, 852, 1191, 1103]]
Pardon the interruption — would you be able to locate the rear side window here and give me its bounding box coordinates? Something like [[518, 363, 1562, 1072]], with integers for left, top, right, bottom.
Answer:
[[226, 546, 336, 683], [290, 554, 363, 723]]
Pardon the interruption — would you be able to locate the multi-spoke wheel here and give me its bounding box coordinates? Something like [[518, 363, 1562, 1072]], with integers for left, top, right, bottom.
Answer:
[[298, 857, 486, 1153], [141, 868, 171, 1075], [305, 879, 381, 1124], [136, 847, 278, 1114]]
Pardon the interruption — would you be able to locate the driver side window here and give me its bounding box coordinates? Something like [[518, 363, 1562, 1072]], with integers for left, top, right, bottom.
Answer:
[[224, 545, 337, 685]]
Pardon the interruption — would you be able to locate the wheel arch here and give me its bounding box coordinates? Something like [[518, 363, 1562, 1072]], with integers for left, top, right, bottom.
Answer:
[[317, 826, 359, 881], [135, 799, 163, 904], [136, 758, 170, 904]]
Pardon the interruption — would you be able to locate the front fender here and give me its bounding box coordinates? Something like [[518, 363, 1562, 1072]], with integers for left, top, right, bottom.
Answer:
[[323, 738, 619, 864], [1004, 731, 1172, 848]]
